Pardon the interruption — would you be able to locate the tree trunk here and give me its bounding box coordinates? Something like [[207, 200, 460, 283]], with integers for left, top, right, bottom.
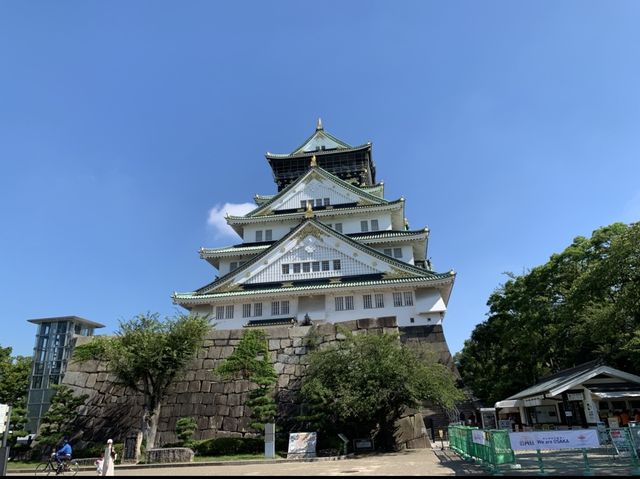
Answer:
[[140, 400, 162, 455]]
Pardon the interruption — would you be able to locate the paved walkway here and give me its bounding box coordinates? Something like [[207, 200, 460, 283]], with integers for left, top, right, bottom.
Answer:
[[10, 449, 457, 476], [12, 444, 636, 476]]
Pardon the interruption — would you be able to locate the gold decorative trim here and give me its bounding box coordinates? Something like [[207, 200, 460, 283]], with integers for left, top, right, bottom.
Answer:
[[382, 269, 415, 280]]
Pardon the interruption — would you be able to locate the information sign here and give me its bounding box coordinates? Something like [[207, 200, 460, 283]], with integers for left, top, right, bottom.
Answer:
[[288, 432, 317, 458]]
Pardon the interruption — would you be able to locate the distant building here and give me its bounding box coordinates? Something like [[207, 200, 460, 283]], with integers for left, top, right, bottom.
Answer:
[[25, 316, 104, 434]]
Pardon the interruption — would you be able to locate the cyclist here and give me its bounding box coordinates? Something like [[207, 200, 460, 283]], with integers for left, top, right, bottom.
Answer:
[[55, 437, 73, 474]]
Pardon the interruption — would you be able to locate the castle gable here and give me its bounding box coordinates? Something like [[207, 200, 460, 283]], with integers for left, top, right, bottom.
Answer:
[[196, 219, 428, 295], [248, 167, 385, 217]]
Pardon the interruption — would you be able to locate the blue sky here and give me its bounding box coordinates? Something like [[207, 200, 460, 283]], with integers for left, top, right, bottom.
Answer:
[[2, 1, 639, 359]]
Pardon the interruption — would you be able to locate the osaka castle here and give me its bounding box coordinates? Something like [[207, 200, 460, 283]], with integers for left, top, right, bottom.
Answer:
[[173, 119, 456, 330]]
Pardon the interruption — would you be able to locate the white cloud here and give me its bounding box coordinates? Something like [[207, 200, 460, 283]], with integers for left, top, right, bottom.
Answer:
[[207, 202, 256, 239]]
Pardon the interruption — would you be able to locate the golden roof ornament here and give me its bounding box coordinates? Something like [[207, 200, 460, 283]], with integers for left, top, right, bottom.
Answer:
[[316, 117, 323, 130], [310, 154, 317, 167], [304, 202, 314, 218]]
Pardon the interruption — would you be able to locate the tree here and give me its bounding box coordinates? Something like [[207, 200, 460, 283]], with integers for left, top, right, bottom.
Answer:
[[215, 329, 277, 434], [37, 384, 89, 448], [457, 222, 640, 405], [175, 417, 197, 446], [73, 312, 210, 451], [298, 330, 463, 451], [0, 346, 32, 441]]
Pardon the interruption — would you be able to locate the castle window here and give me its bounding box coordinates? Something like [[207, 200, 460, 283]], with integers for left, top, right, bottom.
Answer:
[[323, 198, 330, 206], [282, 264, 290, 275], [371, 219, 379, 231], [393, 292, 403, 307], [312, 261, 320, 272], [403, 292, 414, 306], [256, 230, 263, 242], [315, 199, 323, 207], [333, 259, 341, 270], [271, 301, 280, 315], [243, 304, 252, 318], [375, 293, 385, 308], [393, 248, 403, 259], [345, 296, 354, 310], [360, 220, 369, 232], [293, 263, 301, 273], [303, 262, 311, 273], [336, 296, 354, 311], [225, 305, 234, 319], [254, 303, 263, 316], [321, 260, 330, 271], [384, 248, 392, 256], [216, 306, 225, 320], [282, 300, 290, 314], [265, 229, 272, 241], [363, 294, 372, 309], [334, 223, 342, 233]]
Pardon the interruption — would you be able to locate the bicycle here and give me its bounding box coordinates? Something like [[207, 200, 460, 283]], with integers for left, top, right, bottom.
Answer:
[[34, 453, 79, 476]]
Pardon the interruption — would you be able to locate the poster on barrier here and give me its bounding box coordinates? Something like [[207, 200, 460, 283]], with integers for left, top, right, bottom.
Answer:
[[471, 430, 486, 445], [609, 429, 632, 457], [509, 429, 600, 450]]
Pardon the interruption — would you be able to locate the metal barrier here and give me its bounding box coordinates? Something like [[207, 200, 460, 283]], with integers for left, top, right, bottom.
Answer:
[[447, 424, 640, 476], [448, 425, 515, 474]]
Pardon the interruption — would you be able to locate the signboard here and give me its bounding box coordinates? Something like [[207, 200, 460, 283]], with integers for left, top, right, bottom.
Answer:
[[480, 408, 497, 429], [609, 428, 633, 457], [472, 430, 486, 445], [499, 420, 513, 430], [567, 392, 584, 401], [0, 404, 9, 435], [353, 438, 374, 451], [509, 429, 600, 451], [287, 432, 317, 458]]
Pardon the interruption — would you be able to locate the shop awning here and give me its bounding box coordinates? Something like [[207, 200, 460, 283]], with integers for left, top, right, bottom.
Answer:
[[495, 399, 523, 409], [593, 391, 640, 399]]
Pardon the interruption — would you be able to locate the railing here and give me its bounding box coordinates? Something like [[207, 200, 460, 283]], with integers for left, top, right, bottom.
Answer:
[[448, 424, 640, 476]]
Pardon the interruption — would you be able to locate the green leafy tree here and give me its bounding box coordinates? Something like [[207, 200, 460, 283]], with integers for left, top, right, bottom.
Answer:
[[73, 312, 210, 451], [299, 331, 463, 451], [0, 346, 32, 441], [37, 384, 89, 447], [175, 417, 197, 445], [215, 329, 278, 434], [458, 222, 640, 405]]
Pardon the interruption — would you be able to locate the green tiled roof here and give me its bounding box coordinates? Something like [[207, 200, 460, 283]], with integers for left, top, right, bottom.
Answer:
[[266, 143, 370, 160], [229, 198, 403, 224], [244, 317, 296, 327], [200, 229, 428, 258], [173, 273, 455, 302]]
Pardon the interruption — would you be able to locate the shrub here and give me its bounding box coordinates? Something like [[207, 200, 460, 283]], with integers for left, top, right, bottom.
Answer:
[[192, 437, 263, 456]]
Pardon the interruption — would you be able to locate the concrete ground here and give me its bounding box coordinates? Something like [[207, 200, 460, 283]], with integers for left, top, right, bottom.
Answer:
[[11, 442, 637, 476]]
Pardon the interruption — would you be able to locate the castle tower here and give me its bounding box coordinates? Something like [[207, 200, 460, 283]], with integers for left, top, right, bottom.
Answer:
[[173, 121, 456, 336]]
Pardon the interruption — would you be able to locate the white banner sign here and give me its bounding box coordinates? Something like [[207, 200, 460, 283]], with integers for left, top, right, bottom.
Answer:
[[288, 432, 317, 457], [471, 430, 486, 445], [509, 429, 600, 451], [0, 404, 9, 434]]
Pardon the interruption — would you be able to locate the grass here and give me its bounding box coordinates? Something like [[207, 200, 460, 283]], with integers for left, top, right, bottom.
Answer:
[[6, 460, 41, 471], [7, 453, 287, 470], [193, 453, 285, 462]]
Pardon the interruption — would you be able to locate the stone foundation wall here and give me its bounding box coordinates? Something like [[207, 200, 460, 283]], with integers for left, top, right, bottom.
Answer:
[[63, 318, 456, 447]]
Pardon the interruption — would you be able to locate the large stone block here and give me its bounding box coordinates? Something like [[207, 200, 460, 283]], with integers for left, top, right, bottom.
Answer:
[[146, 448, 194, 464], [222, 416, 238, 432]]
